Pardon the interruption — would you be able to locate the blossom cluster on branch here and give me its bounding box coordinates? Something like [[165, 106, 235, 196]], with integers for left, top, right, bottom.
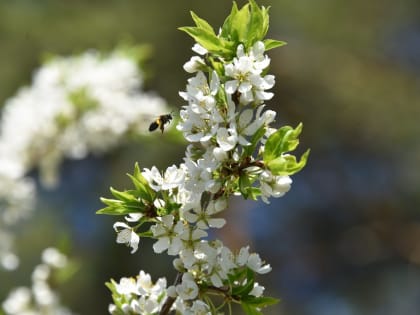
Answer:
[[0, 46, 169, 270], [99, 1, 308, 314]]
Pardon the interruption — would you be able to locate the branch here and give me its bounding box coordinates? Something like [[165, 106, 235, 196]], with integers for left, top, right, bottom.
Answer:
[[159, 272, 183, 315]]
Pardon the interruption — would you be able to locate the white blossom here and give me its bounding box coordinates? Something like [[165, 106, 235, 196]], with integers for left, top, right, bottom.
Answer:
[[249, 282, 265, 297], [113, 222, 140, 254], [237, 246, 272, 274], [115, 277, 138, 295], [224, 41, 274, 105], [183, 56, 206, 73], [151, 215, 186, 255], [183, 200, 226, 229], [175, 273, 199, 300], [259, 170, 292, 203], [216, 127, 238, 152], [142, 165, 185, 192]]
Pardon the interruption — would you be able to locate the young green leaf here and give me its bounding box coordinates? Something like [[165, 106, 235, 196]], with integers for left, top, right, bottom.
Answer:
[[178, 26, 234, 58], [230, 2, 251, 44], [241, 303, 263, 315], [221, 1, 239, 39], [263, 39, 287, 51], [267, 149, 310, 176], [190, 11, 215, 34], [263, 123, 303, 163], [110, 187, 137, 203], [232, 267, 256, 297], [127, 174, 153, 203], [96, 201, 143, 215], [242, 295, 280, 308], [247, 0, 267, 45]]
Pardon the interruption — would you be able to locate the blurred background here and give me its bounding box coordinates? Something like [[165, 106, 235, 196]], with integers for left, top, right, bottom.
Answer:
[[1, 0, 419, 314]]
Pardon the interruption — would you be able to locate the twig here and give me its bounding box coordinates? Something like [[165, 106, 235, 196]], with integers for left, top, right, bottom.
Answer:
[[159, 272, 183, 315]]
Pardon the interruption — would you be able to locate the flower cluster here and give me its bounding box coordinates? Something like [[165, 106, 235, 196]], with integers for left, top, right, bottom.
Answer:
[[0, 47, 169, 188], [107, 270, 168, 314], [178, 41, 294, 206], [2, 248, 74, 315], [0, 46, 170, 270], [100, 1, 308, 314]]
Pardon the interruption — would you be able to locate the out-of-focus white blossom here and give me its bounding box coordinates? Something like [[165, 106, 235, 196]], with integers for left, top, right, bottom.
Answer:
[[2, 248, 74, 315], [42, 247, 68, 268], [0, 49, 169, 188], [0, 228, 19, 270], [0, 47, 170, 270]]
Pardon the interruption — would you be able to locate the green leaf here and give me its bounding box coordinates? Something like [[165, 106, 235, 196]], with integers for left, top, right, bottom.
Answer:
[[230, 2, 251, 44], [228, 267, 248, 283], [127, 174, 152, 202], [132, 162, 148, 186], [241, 303, 263, 315], [246, 0, 266, 45], [190, 11, 215, 34], [232, 268, 255, 297], [267, 149, 310, 176], [97, 193, 146, 215], [242, 296, 280, 308], [260, 3, 270, 39], [178, 26, 234, 58], [263, 123, 303, 163], [239, 174, 252, 199], [96, 202, 144, 215], [99, 197, 123, 207], [221, 1, 239, 39], [110, 187, 137, 203], [263, 39, 287, 51]]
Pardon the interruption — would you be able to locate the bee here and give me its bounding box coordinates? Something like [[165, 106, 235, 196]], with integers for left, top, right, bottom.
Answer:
[[148, 113, 173, 133]]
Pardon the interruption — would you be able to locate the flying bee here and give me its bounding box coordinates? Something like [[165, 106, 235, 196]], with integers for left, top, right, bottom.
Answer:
[[148, 113, 173, 133]]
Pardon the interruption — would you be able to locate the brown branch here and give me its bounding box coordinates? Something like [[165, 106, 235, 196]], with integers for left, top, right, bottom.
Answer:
[[159, 272, 183, 315]]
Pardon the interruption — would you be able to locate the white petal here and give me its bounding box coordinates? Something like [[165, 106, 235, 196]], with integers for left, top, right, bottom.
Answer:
[[238, 109, 253, 128], [225, 80, 238, 94], [208, 218, 226, 228], [210, 71, 220, 94], [238, 81, 252, 93], [192, 43, 208, 55], [192, 228, 208, 240], [210, 274, 223, 288], [113, 221, 130, 231], [237, 246, 250, 266], [168, 238, 184, 255], [125, 213, 143, 222], [161, 214, 174, 227], [153, 237, 170, 253]]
